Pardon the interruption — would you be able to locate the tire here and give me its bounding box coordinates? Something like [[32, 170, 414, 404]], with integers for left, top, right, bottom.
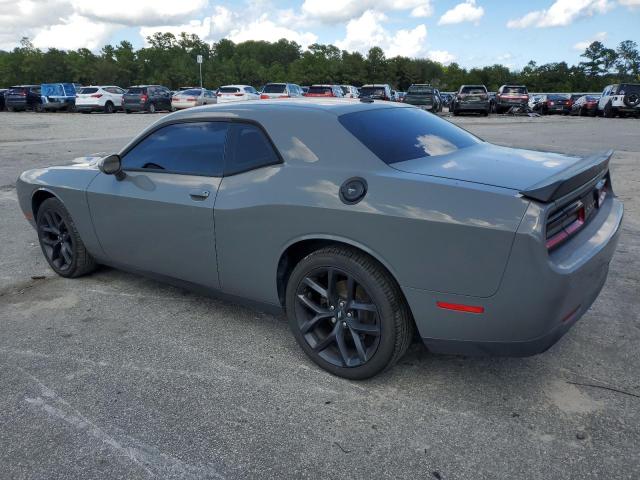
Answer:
[[579, 107, 586, 117], [452, 109, 459, 116], [104, 102, 114, 114], [285, 246, 413, 379], [495, 106, 501, 114], [36, 197, 97, 278], [34, 103, 44, 113], [603, 102, 614, 118], [7, 107, 14, 112], [148, 103, 156, 114], [125, 109, 131, 114], [483, 109, 489, 117], [80, 110, 90, 114]]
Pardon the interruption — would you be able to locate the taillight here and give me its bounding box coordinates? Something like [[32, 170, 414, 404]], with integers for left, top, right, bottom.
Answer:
[[260, 94, 269, 99], [91, 94, 102, 98], [172, 97, 178, 101], [436, 302, 484, 314], [234, 93, 243, 96], [186, 97, 196, 101], [140, 94, 148, 102]]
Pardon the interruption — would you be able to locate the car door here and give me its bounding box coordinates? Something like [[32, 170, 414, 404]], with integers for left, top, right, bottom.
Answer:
[[87, 121, 229, 289]]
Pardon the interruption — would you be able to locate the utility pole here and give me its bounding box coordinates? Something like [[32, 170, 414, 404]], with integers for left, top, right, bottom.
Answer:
[[197, 55, 203, 88]]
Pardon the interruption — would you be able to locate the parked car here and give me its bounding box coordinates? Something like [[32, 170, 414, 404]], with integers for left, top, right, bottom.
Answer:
[[359, 84, 393, 101], [40, 83, 77, 112], [123, 85, 172, 113], [488, 92, 496, 113], [304, 85, 345, 97], [0, 88, 7, 110], [495, 85, 529, 113], [440, 93, 453, 108], [217, 85, 260, 103], [171, 88, 217, 110], [17, 100, 622, 379], [5, 85, 42, 111], [396, 91, 406, 102], [403, 84, 442, 112], [451, 85, 490, 116], [301, 86, 310, 94], [570, 95, 600, 116], [340, 85, 359, 98], [260, 83, 304, 99], [75, 86, 125, 113], [532, 94, 572, 115], [598, 83, 640, 118]]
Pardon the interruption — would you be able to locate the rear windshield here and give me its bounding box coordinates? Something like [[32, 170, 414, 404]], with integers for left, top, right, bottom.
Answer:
[[461, 86, 486, 94], [339, 107, 480, 164], [359, 87, 386, 97], [126, 88, 145, 94], [263, 84, 286, 93], [179, 89, 202, 95], [502, 86, 527, 94], [308, 86, 333, 94], [548, 94, 569, 100], [618, 84, 640, 95], [408, 86, 434, 94], [219, 87, 240, 93], [80, 87, 98, 94], [8, 87, 28, 94]]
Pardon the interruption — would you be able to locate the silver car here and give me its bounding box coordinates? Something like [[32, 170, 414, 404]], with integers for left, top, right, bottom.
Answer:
[[16, 100, 623, 379], [171, 88, 217, 110]]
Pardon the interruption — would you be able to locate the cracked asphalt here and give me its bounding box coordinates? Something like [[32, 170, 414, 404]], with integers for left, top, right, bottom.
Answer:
[[0, 110, 639, 479]]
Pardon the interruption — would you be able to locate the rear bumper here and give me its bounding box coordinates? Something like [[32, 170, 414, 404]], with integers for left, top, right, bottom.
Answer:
[[123, 103, 146, 111], [455, 102, 489, 110], [405, 195, 623, 357], [75, 104, 104, 111]]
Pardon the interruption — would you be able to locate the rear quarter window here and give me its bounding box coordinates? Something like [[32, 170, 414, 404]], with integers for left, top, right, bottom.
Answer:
[[339, 107, 480, 164]]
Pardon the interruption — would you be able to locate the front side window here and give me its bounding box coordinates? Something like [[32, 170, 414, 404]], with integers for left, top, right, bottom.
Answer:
[[225, 124, 280, 176], [339, 107, 480, 164], [122, 122, 229, 176]]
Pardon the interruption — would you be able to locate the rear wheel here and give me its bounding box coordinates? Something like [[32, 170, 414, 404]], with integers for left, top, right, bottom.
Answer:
[[125, 109, 131, 114], [603, 102, 614, 118], [104, 101, 114, 114], [286, 246, 413, 379], [36, 198, 97, 278], [148, 103, 156, 114]]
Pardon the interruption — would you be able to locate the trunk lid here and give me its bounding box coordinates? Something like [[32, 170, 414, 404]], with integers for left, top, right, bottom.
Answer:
[[391, 143, 609, 199]]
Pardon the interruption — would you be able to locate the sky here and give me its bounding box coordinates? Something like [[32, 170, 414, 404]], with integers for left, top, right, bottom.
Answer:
[[0, 0, 638, 69]]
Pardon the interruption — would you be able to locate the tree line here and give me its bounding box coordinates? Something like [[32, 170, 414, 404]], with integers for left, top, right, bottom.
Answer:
[[0, 34, 638, 93]]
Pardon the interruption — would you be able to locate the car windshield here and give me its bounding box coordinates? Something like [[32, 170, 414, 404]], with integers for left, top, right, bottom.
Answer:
[[80, 88, 99, 94], [548, 94, 569, 100], [461, 87, 485, 94], [408, 86, 434, 94], [308, 86, 333, 94], [502, 86, 527, 94], [360, 87, 385, 97], [339, 107, 480, 164], [263, 84, 286, 93], [219, 87, 240, 93]]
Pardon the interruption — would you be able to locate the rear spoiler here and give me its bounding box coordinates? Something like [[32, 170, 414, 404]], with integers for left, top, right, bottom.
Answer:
[[520, 150, 612, 203]]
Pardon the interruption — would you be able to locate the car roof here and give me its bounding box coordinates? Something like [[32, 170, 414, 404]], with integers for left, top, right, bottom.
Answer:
[[220, 85, 252, 88], [361, 84, 389, 87]]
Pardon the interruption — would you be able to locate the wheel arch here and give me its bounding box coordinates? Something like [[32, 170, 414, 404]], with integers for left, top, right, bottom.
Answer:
[[31, 188, 60, 220], [276, 235, 405, 308]]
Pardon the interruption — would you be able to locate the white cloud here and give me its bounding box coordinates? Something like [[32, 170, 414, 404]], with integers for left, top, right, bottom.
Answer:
[[618, 0, 640, 6], [573, 31, 607, 50], [335, 10, 428, 58], [428, 50, 456, 64], [32, 14, 117, 50], [301, 0, 433, 23], [71, 0, 209, 26], [507, 0, 611, 28], [227, 15, 318, 48], [438, 0, 484, 25]]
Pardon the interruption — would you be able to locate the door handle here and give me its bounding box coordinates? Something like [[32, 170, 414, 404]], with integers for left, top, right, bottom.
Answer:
[[189, 189, 210, 200]]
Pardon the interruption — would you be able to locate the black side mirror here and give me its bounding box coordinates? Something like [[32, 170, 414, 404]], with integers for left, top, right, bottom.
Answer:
[[99, 154, 125, 181]]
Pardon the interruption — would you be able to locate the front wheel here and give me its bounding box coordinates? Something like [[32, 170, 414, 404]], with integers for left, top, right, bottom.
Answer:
[[36, 198, 97, 278], [285, 246, 413, 379], [603, 102, 614, 118]]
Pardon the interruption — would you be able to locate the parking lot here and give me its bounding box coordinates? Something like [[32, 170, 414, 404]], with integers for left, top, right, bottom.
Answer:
[[1, 111, 639, 479]]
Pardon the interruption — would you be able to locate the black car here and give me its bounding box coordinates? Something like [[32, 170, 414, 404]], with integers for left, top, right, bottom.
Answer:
[[123, 85, 172, 113], [532, 94, 571, 115], [359, 84, 394, 101], [451, 85, 490, 116], [569, 95, 600, 116], [403, 84, 442, 112], [5, 85, 42, 112], [495, 85, 529, 113]]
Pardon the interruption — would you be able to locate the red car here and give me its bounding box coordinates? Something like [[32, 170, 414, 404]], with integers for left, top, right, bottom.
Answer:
[[304, 85, 344, 98], [570, 95, 600, 116]]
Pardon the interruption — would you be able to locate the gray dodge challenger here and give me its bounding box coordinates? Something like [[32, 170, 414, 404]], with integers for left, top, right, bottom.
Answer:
[[17, 99, 623, 379]]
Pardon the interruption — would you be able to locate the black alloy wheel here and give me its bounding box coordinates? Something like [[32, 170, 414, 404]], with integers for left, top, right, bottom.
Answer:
[[104, 102, 114, 114], [286, 246, 413, 379], [148, 103, 156, 113], [36, 198, 97, 278]]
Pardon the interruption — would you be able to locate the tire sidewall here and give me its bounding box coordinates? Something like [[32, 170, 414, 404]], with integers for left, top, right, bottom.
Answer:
[[285, 251, 399, 379], [36, 198, 81, 278]]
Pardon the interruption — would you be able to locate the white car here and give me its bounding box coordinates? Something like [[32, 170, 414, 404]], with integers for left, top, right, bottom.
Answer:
[[171, 88, 217, 110], [75, 86, 125, 113], [597, 83, 640, 118], [260, 83, 304, 99], [340, 85, 360, 98], [217, 85, 260, 103]]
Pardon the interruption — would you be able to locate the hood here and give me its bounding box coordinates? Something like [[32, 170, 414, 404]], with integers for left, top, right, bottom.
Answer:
[[390, 143, 582, 191], [68, 155, 104, 168]]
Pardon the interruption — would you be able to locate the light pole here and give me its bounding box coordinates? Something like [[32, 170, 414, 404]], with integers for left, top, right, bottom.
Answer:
[[197, 55, 203, 88]]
